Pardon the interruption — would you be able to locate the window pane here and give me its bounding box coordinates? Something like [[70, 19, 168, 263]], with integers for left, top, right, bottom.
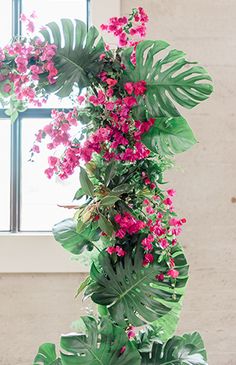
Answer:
[[21, 118, 80, 231], [0, 0, 12, 46], [22, 0, 88, 108], [0, 119, 10, 231], [22, 0, 87, 25]]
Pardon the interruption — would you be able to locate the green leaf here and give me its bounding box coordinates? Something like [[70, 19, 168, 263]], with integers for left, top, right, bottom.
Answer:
[[140, 332, 207, 365], [33, 343, 61, 365], [100, 195, 120, 207], [60, 316, 141, 365], [73, 188, 85, 200], [111, 184, 133, 195], [79, 167, 94, 197], [104, 161, 116, 186], [75, 275, 91, 298], [40, 19, 105, 97], [98, 215, 114, 236], [121, 40, 213, 117], [86, 244, 188, 327], [142, 117, 197, 156], [52, 218, 99, 255], [152, 300, 183, 342]]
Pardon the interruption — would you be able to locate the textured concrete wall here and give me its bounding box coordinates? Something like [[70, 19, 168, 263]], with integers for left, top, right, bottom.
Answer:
[[1, 1, 236, 364], [121, 1, 236, 364]]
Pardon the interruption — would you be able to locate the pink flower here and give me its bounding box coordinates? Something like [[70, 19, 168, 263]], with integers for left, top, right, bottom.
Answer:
[[141, 235, 154, 251], [142, 253, 154, 266], [163, 197, 172, 206], [167, 269, 179, 279], [133, 80, 147, 95], [115, 246, 126, 257], [3, 83, 11, 93], [167, 189, 176, 197], [127, 326, 136, 339], [106, 246, 126, 257], [44, 167, 54, 179], [32, 144, 40, 153], [169, 258, 175, 268], [120, 346, 126, 355], [159, 238, 169, 249], [123, 96, 137, 108], [155, 273, 164, 281], [124, 82, 134, 95], [99, 53, 106, 60], [146, 205, 155, 215], [105, 102, 115, 111], [106, 78, 117, 87], [48, 156, 58, 167], [106, 246, 116, 255]]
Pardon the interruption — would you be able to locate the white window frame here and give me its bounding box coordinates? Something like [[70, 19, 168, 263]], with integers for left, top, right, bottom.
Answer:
[[0, 0, 121, 273]]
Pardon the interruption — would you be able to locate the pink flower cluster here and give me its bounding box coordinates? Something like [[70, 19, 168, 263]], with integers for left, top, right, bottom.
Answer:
[[100, 7, 148, 47], [0, 13, 57, 106], [20, 12, 37, 34], [140, 189, 187, 277], [34, 73, 153, 179], [0, 38, 57, 106], [106, 245, 126, 257], [114, 212, 146, 238], [124, 81, 147, 96], [32, 109, 80, 179]]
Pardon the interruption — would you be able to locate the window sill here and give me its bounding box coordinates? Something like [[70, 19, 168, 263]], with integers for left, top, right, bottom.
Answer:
[[0, 234, 89, 273]]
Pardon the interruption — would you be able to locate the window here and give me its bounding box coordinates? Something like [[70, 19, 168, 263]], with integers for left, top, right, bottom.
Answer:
[[0, 0, 120, 273], [0, 0, 89, 232]]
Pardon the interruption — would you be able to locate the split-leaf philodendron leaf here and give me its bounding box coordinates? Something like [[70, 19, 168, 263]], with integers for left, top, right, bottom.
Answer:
[[52, 218, 100, 255], [122, 40, 213, 117], [141, 332, 207, 365], [86, 245, 188, 327], [33, 343, 61, 365], [60, 316, 141, 365], [40, 19, 105, 97], [142, 117, 197, 156]]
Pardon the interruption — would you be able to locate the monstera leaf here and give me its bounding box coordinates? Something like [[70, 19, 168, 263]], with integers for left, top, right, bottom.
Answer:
[[86, 245, 188, 327], [141, 332, 207, 365], [52, 218, 100, 255], [34, 343, 61, 365], [142, 117, 197, 156], [60, 316, 141, 365], [121, 40, 213, 117], [40, 19, 105, 97], [152, 300, 183, 342]]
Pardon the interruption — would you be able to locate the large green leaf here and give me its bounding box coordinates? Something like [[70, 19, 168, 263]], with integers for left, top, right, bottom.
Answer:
[[52, 218, 100, 255], [60, 316, 141, 365], [80, 167, 95, 197], [34, 343, 61, 365], [86, 245, 188, 327], [141, 332, 207, 365], [153, 300, 183, 342], [142, 117, 197, 156], [121, 40, 213, 117], [40, 19, 105, 97]]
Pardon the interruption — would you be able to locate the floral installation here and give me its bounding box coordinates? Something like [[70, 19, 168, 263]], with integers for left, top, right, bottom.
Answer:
[[0, 7, 213, 365]]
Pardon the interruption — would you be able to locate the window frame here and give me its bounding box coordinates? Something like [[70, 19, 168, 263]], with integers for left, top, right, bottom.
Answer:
[[0, 0, 90, 233], [0, 0, 121, 273]]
